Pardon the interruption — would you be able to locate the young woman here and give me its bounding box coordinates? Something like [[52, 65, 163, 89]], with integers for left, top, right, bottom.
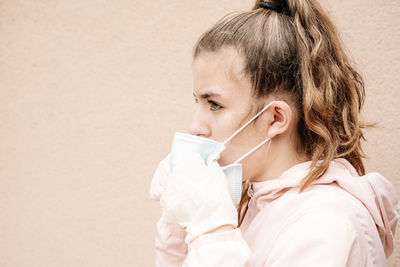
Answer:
[[150, 0, 399, 266]]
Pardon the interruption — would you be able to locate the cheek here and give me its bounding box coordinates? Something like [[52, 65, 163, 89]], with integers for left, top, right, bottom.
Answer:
[[216, 112, 252, 165], [217, 113, 268, 168], [210, 112, 239, 142]]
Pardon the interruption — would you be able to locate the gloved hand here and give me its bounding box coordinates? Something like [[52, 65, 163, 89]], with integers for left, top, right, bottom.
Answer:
[[160, 153, 238, 244], [149, 154, 170, 202], [150, 154, 179, 225]]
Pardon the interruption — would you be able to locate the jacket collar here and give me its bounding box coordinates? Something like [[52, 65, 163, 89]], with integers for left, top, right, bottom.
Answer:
[[246, 158, 400, 258]]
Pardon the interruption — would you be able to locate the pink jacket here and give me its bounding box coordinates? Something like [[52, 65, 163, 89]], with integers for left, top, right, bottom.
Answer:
[[154, 158, 399, 266]]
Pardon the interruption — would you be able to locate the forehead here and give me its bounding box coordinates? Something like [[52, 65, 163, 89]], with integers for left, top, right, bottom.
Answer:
[[192, 47, 252, 97]]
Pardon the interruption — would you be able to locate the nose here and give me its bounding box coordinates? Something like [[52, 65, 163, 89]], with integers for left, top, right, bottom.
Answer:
[[189, 108, 211, 137]]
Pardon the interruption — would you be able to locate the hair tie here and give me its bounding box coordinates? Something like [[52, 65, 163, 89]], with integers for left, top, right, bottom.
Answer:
[[259, 1, 283, 13]]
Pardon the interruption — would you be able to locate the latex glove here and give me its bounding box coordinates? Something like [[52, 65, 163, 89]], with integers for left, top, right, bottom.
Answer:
[[150, 154, 183, 226], [149, 154, 171, 202], [160, 153, 238, 244]]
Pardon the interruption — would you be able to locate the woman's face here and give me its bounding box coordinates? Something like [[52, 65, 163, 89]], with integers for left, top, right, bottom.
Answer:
[[190, 48, 271, 181]]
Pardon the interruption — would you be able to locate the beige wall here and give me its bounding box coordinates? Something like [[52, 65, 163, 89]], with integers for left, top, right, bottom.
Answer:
[[0, 1, 399, 266]]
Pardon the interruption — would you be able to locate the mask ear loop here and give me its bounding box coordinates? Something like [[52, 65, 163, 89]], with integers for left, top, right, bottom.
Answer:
[[234, 138, 271, 164], [223, 101, 275, 145]]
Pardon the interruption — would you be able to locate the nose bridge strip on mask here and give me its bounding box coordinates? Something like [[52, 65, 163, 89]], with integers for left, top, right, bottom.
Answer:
[[222, 101, 274, 164]]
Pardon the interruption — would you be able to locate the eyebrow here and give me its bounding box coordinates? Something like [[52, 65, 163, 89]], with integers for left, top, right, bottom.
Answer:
[[193, 91, 222, 99]]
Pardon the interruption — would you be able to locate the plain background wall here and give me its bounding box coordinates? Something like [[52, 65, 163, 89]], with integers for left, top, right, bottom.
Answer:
[[0, 0, 399, 266]]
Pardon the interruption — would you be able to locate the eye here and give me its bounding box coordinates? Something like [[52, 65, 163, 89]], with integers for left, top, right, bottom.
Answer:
[[193, 96, 198, 103], [208, 100, 222, 111]]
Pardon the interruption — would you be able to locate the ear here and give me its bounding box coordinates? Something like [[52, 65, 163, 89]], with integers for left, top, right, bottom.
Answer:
[[264, 101, 292, 139]]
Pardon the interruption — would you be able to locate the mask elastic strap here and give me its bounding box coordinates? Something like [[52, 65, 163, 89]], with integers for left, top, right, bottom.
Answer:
[[234, 137, 271, 164], [223, 101, 274, 145]]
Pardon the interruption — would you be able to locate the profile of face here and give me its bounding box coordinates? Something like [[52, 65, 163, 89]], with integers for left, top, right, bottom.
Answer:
[[190, 47, 295, 182]]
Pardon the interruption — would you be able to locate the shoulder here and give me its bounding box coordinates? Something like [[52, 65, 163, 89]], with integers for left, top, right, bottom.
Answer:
[[281, 205, 360, 241], [265, 184, 382, 265], [266, 207, 365, 266], [279, 185, 362, 238], [267, 190, 368, 265], [270, 182, 377, 247], [288, 182, 373, 224]]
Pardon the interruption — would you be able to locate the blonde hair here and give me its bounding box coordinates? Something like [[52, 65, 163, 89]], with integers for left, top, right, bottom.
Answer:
[[192, 0, 372, 226]]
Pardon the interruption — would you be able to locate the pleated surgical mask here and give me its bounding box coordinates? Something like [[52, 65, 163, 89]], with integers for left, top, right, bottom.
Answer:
[[170, 101, 274, 204]]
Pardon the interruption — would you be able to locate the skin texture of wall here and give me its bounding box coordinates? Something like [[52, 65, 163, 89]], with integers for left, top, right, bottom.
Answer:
[[0, 0, 399, 266]]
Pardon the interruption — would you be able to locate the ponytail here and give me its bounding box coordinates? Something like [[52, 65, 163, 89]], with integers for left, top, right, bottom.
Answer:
[[280, 0, 369, 190]]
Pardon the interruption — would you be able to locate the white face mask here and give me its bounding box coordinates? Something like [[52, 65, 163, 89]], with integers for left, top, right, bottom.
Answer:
[[169, 101, 274, 204]]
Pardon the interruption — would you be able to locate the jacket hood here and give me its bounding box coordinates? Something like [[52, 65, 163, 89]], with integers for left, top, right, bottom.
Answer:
[[249, 158, 400, 257]]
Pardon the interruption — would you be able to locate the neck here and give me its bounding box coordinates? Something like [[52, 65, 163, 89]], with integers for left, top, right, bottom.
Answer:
[[251, 141, 309, 183]]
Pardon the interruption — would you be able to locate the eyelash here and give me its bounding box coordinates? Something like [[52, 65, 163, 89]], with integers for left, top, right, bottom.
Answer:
[[193, 97, 223, 111], [208, 100, 222, 111]]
